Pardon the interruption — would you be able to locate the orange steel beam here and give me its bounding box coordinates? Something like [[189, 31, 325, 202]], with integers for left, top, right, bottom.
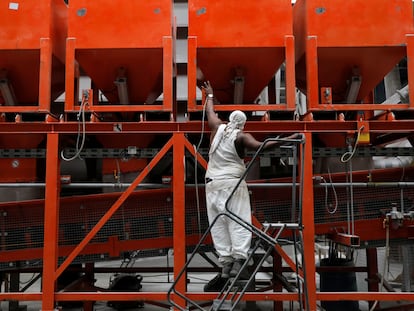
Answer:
[[0, 119, 414, 134], [163, 36, 173, 112], [184, 138, 208, 170], [39, 38, 52, 112], [407, 34, 414, 109], [172, 133, 187, 309], [306, 36, 319, 110], [187, 36, 198, 111], [42, 133, 60, 310], [2, 291, 414, 306], [64, 37, 77, 112], [285, 35, 296, 110], [302, 132, 317, 311]]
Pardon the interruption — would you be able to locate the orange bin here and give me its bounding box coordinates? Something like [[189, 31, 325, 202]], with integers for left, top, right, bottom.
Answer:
[[293, 0, 414, 111], [188, 0, 296, 112], [0, 0, 67, 113], [65, 0, 174, 115]]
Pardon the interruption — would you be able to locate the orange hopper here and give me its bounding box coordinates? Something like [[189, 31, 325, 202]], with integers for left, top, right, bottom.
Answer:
[[293, 0, 414, 109], [0, 0, 67, 112], [65, 0, 174, 113], [188, 0, 296, 112]]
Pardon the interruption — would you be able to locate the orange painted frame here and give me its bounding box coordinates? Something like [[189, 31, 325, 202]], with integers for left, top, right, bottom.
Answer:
[[0, 123, 413, 308]]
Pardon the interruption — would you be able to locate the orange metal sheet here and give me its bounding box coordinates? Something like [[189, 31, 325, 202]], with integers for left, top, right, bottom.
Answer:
[[293, 0, 414, 103], [188, 0, 293, 105], [67, 0, 173, 107], [0, 1, 51, 49]]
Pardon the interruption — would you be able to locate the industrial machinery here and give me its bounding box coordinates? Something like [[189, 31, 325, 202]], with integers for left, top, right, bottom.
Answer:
[[0, 0, 414, 310]]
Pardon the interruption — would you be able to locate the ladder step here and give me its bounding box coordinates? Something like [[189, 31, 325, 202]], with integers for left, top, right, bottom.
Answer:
[[263, 223, 301, 229], [212, 299, 232, 311]]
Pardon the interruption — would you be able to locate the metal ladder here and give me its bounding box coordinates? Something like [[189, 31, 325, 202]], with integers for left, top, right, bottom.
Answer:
[[168, 136, 308, 311]]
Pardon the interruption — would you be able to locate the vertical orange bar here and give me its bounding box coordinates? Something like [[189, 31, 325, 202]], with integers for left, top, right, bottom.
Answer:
[[406, 34, 414, 108], [42, 132, 60, 311], [285, 35, 296, 110], [39, 38, 52, 112], [173, 132, 187, 309], [65, 37, 76, 112], [163, 36, 173, 112], [306, 36, 319, 110], [187, 36, 197, 112], [366, 248, 379, 309], [301, 132, 317, 310]]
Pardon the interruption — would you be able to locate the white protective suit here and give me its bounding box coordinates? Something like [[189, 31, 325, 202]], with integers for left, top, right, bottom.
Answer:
[[205, 111, 252, 264]]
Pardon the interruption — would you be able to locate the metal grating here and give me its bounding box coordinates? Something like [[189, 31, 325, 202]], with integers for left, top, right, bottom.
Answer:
[[0, 184, 413, 271]]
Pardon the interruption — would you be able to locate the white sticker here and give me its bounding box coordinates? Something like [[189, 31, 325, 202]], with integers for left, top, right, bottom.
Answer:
[[9, 2, 19, 10]]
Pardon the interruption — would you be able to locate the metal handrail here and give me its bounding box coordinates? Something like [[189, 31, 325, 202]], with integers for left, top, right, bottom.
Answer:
[[167, 135, 305, 311]]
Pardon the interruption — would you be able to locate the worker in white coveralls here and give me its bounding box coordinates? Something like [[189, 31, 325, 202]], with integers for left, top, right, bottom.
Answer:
[[202, 81, 299, 282]]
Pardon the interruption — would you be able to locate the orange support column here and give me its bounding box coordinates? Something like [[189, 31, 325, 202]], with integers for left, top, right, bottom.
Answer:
[[285, 35, 296, 110], [407, 34, 414, 109], [65, 37, 77, 112], [301, 132, 317, 310], [306, 36, 319, 110], [39, 38, 52, 112], [172, 132, 187, 309], [187, 36, 198, 112], [42, 133, 60, 310], [163, 36, 173, 113]]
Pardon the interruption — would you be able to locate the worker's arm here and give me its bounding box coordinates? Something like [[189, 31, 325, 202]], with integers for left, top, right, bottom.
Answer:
[[238, 132, 300, 151], [202, 81, 222, 132]]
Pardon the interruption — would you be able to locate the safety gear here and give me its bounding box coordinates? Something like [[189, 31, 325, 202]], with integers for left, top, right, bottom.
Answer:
[[229, 110, 247, 130]]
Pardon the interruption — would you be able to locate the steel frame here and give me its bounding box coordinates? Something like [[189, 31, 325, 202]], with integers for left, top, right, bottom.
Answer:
[[1, 0, 414, 310], [0, 121, 412, 310]]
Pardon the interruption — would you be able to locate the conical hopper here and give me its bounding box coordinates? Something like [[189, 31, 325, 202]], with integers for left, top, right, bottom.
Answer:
[[0, 0, 67, 111], [294, 0, 414, 106], [66, 0, 173, 111], [188, 0, 295, 111]]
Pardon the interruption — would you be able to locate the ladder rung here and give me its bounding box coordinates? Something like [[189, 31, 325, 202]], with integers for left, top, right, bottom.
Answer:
[[263, 223, 301, 229], [212, 299, 232, 311]]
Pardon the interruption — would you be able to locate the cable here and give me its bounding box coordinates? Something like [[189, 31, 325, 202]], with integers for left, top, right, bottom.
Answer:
[[341, 126, 363, 235], [60, 93, 88, 162], [369, 219, 390, 311], [323, 168, 338, 214], [340, 125, 364, 163], [193, 97, 209, 237]]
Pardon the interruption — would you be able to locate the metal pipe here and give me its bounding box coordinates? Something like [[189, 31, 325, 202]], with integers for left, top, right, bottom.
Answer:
[[1, 181, 414, 188]]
